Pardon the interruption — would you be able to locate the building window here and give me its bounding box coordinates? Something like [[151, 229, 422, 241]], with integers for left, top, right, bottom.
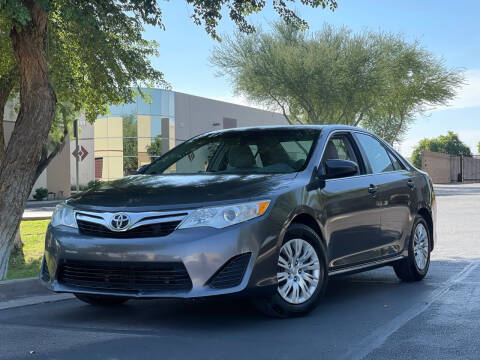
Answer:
[[223, 117, 237, 129]]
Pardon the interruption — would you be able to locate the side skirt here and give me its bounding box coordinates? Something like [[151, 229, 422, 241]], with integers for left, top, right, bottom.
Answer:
[[328, 255, 404, 277]]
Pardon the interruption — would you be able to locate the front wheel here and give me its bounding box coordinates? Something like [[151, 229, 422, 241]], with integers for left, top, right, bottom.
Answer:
[[394, 215, 431, 282], [74, 293, 129, 306], [252, 224, 328, 318]]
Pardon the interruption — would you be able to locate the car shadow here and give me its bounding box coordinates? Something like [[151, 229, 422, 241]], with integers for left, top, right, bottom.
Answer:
[[15, 259, 467, 334]]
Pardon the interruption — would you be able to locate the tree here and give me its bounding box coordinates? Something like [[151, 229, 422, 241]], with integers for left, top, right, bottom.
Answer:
[[411, 131, 472, 169], [147, 135, 163, 161], [211, 22, 464, 144], [0, 1, 338, 278], [477, 141, 480, 154]]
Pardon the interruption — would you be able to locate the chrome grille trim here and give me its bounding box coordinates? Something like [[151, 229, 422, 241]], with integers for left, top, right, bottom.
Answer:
[[75, 210, 190, 232]]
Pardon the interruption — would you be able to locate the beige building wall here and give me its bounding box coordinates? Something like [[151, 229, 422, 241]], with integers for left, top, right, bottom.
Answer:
[[94, 117, 124, 181], [137, 115, 152, 167], [47, 137, 71, 198], [422, 151, 451, 184], [70, 115, 95, 187]]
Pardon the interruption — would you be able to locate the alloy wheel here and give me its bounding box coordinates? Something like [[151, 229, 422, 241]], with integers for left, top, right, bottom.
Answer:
[[277, 238, 321, 305], [413, 223, 429, 270]]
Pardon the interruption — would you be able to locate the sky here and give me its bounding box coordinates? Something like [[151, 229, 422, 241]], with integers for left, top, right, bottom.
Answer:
[[143, 0, 480, 157]]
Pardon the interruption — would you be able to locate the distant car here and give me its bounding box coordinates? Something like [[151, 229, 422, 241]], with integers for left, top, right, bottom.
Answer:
[[41, 125, 436, 317]]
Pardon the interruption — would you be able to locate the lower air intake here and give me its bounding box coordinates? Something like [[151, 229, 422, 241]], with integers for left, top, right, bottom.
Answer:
[[208, 253, 251, 289]]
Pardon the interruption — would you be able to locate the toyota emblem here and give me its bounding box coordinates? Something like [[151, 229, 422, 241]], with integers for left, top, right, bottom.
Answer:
[[110, 213, 131, 231]]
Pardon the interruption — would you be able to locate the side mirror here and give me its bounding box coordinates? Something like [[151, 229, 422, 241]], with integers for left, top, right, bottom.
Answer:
[[136, 164, 149, 174], [323, 159, 358, 179]]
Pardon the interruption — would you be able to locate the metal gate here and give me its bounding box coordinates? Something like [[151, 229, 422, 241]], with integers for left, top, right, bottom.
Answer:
[[462, 155, 480, 182]]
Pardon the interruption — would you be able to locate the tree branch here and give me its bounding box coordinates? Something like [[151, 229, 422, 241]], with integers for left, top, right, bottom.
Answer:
[[34, 124, 68, 180], [354, 111, 365, 127], [269, 93, 294, 124]]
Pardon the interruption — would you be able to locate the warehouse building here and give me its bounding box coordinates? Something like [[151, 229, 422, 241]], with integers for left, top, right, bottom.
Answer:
[[3, 89, 287, 199]]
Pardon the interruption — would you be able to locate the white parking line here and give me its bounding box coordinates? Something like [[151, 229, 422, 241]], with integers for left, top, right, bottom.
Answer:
[[339, 261, 480, 360]]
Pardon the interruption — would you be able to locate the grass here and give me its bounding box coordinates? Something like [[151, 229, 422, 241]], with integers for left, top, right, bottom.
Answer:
[[6, 220, 50, 280]]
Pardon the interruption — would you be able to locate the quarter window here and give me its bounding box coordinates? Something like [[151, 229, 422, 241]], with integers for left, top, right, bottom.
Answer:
[[387, 150, 405, 171], [355, 133, 394, 173]]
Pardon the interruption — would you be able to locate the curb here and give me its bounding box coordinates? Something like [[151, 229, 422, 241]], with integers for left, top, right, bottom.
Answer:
[[22, 215, 52, 221], [0, 277, 46, 300], [0, 293, 74, 311], [0, 277, 75, 309]]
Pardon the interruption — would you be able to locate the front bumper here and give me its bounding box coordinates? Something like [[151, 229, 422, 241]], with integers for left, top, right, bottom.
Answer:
[[41, 216, 282, 299]]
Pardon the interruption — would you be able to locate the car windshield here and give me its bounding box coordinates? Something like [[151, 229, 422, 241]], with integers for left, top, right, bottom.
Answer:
[[144, 128, 320, 175]]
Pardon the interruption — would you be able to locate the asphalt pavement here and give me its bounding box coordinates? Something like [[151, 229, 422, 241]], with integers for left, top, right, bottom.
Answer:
[[1, 184, 480, 360]]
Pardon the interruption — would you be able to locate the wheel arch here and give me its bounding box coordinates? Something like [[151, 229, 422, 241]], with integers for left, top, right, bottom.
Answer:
[[418, 207, 434, 251], [286, 211, 326, 249]]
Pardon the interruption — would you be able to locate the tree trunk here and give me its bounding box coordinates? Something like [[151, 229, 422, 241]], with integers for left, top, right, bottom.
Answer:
[[0, 68, 17, 165], [0, 1, 57, 279]]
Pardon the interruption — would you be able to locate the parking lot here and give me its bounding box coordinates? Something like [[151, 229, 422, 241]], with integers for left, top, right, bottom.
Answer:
[[1, 184, 480, 360]]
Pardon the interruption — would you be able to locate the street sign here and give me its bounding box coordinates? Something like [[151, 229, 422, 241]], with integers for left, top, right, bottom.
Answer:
[[72, 146, 89, 161]]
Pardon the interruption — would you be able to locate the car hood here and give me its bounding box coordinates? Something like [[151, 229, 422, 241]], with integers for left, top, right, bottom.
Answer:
[[68, 173, 298, 212]]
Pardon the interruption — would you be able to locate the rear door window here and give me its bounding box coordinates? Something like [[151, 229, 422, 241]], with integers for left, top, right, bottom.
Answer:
[[354, 133, 395, 174]]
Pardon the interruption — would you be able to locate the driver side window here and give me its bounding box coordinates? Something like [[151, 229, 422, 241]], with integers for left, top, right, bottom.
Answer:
[[321, 135, 360, 178], [322, 136, 358, 163]]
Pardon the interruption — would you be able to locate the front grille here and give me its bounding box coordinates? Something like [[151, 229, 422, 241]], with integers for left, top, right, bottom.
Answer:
[[208, 253, 251, 289], [77, 220, 180, 238], [58, 261, 192, 292]]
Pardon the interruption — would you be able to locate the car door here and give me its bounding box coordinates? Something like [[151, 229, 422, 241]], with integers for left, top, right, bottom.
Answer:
[[353, 132, 413, 259], [315, 133, 382, 270]]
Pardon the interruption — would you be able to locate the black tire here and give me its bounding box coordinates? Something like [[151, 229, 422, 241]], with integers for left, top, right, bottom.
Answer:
[[74, 293, 129, 306], [252, 223, 328, 318], [393, 215, 431, 282]]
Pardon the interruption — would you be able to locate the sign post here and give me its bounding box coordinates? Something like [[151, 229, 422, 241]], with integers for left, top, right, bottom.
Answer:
[[74, 119, 79, 193]]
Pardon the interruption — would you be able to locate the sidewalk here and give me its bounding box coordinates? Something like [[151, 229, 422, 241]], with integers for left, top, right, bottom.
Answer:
[[23, 200, 60, 220]]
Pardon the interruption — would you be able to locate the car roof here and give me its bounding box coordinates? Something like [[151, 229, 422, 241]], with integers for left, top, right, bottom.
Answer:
[[204, 124, 371, 135]]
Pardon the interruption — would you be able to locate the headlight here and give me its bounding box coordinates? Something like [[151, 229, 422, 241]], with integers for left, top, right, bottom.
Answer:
[[50, 204, 77, 228], [179, 200, 271, 229]]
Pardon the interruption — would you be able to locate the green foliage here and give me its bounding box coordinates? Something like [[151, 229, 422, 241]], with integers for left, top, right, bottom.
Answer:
[[411, 131, 472, 169], [185, 0, 337, 40], [87, 180, 102, 189], [211, 22, 464, 144], [146, 134, 162, 160], [32, 187, 48, 201], [1, 0, 31, 26], [1, 1, 340, 157], [1, 1, 167, 126], [0, 18, 14, 75], [477, 141, 480, 154]]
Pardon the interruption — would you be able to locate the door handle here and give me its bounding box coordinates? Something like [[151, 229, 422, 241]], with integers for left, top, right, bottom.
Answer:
[[407, 179, 415, 189], [368, 184, 378, 194]]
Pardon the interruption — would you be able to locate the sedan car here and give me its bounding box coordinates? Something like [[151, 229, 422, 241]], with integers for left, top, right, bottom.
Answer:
[[41, 125, 436, 317]]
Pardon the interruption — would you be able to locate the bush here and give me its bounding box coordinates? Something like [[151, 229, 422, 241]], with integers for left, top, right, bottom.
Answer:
[[70, 181, 102, 192], [411, 131, 472, 169], [87, 180, 102, 189], [32, 187, 48, 201]]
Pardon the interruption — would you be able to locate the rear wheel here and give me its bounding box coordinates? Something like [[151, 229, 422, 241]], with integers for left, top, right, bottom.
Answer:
[[252, 224, 328, 318], [74, 293, 129, 306], [394, 215, 431, 282]]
